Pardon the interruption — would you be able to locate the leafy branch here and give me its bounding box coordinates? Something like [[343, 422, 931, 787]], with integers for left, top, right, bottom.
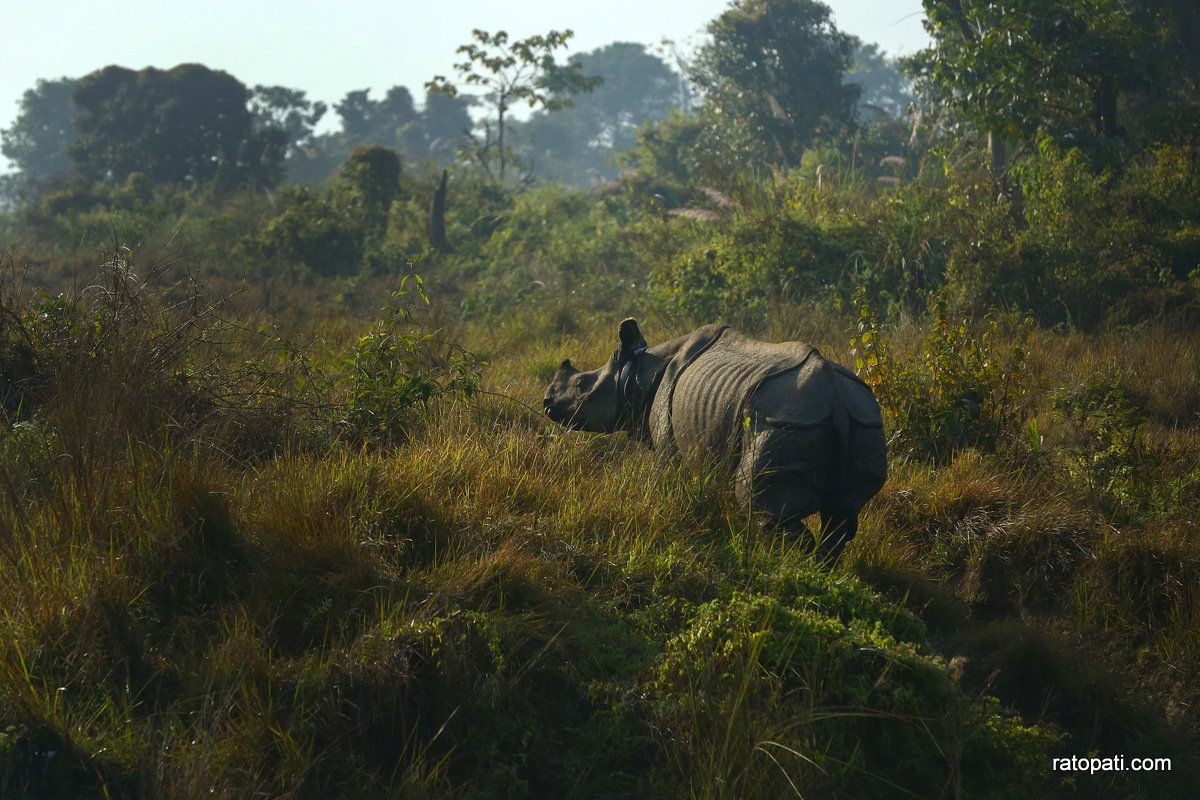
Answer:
[[426, 29, 601, 183]]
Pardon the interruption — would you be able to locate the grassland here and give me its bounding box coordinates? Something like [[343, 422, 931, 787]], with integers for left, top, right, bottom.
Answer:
[[2, 154, 1199, 798]]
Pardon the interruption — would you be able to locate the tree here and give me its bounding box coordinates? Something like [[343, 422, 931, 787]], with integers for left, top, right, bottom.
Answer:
[[0, 78, 80, 201], [908, 0, 1160, 169], [519, 42, 681, 185], [287, 87, 474, 185], [339, 144, 403, 231], [420, 88, 473, 162], [1113, 0, 1200, 142], [619, 109, 707, 197], [848, 43, 913, 123], [426, 28, 601, 182], [71, 64, 279, 190], [335, 87, 429, 157], [691, 0, 861, 167], [250, 85, 327, 161]]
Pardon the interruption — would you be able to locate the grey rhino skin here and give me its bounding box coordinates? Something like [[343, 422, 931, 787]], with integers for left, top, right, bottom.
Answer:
[[543, 318, 887, 563]]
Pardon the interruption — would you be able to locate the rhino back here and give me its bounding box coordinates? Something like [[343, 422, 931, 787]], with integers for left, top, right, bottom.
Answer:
[[653, 329, 818, 458], [748, 355, 837, 427]]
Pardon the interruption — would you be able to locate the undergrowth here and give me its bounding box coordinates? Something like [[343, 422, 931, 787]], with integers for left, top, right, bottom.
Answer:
[[2, 151, 1199, 798]]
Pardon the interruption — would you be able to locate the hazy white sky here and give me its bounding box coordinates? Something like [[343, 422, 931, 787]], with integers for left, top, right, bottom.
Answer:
[[1, 0, 929, 170]]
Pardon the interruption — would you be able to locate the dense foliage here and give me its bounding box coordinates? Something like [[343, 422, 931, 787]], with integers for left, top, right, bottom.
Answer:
[[691, 0, 862, 167], [70, 65, 282, 191], [516, 42, 683, 186], [2, 0, 1200, 796], [912, 0, 1200, 151], [0, 78, 79, 201]]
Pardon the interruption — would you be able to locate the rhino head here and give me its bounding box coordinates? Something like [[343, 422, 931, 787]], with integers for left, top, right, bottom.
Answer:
[[543, 318, 649, 432]]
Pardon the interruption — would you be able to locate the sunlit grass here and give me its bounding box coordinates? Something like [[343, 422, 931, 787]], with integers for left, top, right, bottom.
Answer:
[[2, 244, 1199, 796]]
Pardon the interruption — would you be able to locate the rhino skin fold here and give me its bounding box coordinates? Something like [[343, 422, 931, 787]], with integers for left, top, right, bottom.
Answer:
[[544, 318, 887, 564]]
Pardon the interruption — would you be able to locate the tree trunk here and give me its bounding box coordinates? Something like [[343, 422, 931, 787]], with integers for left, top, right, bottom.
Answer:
[[1093, 74, 1118, 138], [498, 100, 506, 183], [429, 168, 450, 253], [988, 130, 1007, 179]]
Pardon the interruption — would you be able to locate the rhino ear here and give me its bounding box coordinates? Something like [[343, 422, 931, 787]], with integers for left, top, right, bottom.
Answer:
[[560, 359, 573, 370], [618, 317, 647, 351]]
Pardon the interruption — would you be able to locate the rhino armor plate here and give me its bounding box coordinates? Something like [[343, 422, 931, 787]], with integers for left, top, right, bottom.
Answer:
[[649, 325, 886, 541]]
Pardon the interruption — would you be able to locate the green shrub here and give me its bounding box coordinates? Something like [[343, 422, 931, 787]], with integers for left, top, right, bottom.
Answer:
[[653, 209, 853, 328], [646, 589, 1055, 798], [849, 288, 1033, 462], [245, 145, 411, 277], [249, 185, 366, 276], [1051, 373, 1200, 523], [463, 186, 650, 321], [957, 144, 1200, 327], [340, 275, 481, 443], [837, 183, 948, 311]]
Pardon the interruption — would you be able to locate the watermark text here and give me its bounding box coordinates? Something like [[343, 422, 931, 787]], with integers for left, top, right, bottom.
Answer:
[[1053, 755, 1171, 774]]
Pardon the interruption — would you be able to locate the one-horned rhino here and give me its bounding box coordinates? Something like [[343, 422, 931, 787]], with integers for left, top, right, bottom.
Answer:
[[543, 318, 887, 563]]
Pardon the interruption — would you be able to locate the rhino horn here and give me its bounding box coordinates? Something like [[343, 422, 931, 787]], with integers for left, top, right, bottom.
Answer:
[[619, 317, 647, 351]]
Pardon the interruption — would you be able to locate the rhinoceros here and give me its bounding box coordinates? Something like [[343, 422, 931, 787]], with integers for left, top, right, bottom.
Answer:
[[543, 318, 887, 563]]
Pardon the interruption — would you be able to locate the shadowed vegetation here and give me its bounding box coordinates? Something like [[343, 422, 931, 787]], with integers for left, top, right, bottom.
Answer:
[[3, 0, 1200, 796]]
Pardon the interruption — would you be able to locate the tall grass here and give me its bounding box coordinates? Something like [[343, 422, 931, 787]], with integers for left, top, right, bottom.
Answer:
[[3, 168, 1200, 797], [0, 268, 1074, 796]]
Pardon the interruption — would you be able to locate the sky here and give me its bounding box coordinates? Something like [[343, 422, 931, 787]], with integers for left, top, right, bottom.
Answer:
[[0, 0, 930, 172]]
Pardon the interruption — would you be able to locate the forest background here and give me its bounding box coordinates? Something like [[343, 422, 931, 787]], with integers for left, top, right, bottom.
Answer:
[[2, 0, 1200, 797]]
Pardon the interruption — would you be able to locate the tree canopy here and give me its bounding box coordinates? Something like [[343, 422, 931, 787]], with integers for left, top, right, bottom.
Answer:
[[908, 0, 1200, 157], [519, 42, 681, 185], [335, 87, 425, 157], [848, 43, 913, 123], [691, 0, 861, 167], [283, 86, 475, 183], [427, 29, 602, 182], [0, 78, 79, 201], [71, 64, 279, 190], [249, 85, 327, 163]]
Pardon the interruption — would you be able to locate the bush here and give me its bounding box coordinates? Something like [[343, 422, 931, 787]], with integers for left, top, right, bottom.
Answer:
[[849, 289, 1033, 462], [246, 146, 411, 277], [653, 208, 853, 328], [0, 249, 325, 470], [646, 588, 1055, 798], [340, 274, 481, 443], [462, 186, 649, 322], [936, 144, 1200, 328], [1051, 373, 1200, 523]]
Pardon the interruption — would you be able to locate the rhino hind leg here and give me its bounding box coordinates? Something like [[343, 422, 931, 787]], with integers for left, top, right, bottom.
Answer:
[[741, 424, 848, 562], [745, 472, 860, 566], [757, 496, 858, 566], [753, 484, 860, 560], [817, 506, 858, 565], [746, 471, 828, 555]]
